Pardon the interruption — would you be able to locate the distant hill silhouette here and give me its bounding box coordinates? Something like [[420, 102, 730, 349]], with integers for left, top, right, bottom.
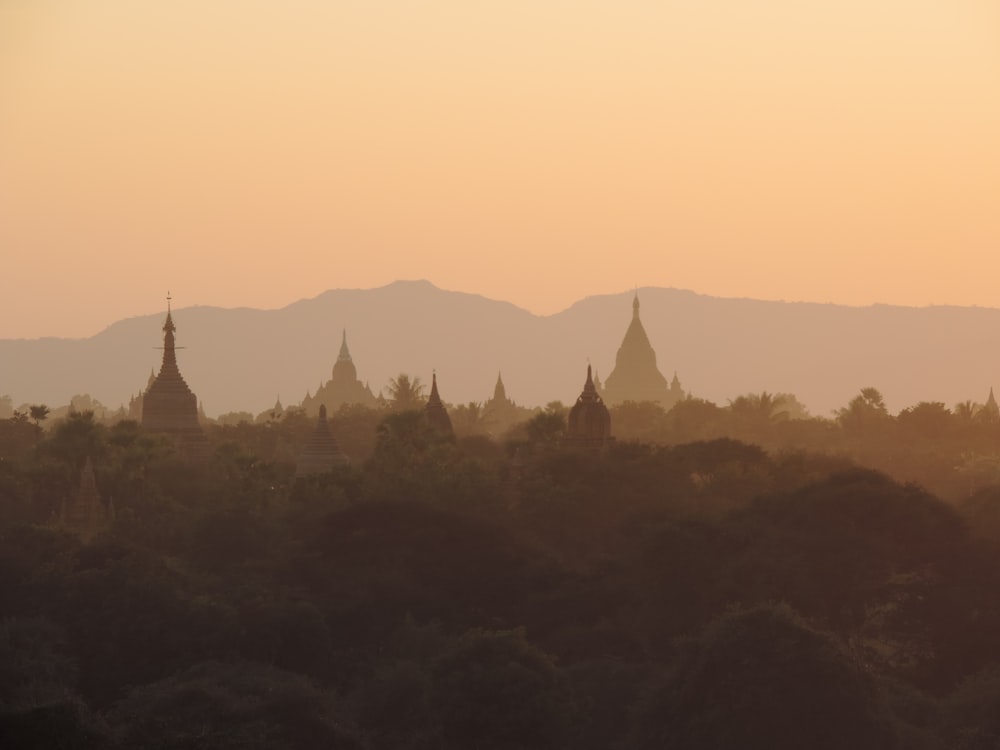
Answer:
[[2, 280, 1000, 418]]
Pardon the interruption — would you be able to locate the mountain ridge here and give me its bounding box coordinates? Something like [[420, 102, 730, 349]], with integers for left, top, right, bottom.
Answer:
[[3, 280, 1000, 418]]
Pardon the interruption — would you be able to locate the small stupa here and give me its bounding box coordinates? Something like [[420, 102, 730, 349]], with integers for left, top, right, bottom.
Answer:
[[295, 404, 350, 477]]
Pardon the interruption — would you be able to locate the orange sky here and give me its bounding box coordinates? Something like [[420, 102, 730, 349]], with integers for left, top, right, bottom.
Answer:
[[1, 0, 998, 338]]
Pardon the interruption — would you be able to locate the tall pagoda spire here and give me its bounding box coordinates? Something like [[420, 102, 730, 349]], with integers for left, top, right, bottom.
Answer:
[[983, 387, 1000, 420], [337, 329, 352, 363], [564, 364, 611, 448], [493, 371, 507, 402], [141, 294, 209, 460], [425, 371, 453, 435], [158, 292, 181, 379]]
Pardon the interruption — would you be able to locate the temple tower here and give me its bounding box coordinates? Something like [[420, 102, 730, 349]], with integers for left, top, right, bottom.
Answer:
[[141, 296, 210, 460], [602, 292, 682, 408], [981, 387, 1000, 422], [295, 404, 350, 477], [425, 372, 454, 435], [61, 457, 111, 541], [302, 330, 377, 416], [564, 365, 612, 449]]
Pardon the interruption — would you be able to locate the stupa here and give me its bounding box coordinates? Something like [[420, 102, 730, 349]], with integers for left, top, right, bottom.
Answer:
[[602, 292, 683, 408], [425, 372, 454, 435], [295, 404, 350, 477], [141, 295, 210, 460]]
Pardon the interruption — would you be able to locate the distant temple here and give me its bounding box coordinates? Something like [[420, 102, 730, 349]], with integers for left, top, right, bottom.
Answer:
[[425, 372, 454, 435], [564, 365, 612, 449], [981, 387, 1000, 422], [295, 404, 350, 477], [602, 292, 684, 408], [60, 457, 112, 541], [127, 369, 157, 422], [483, 371, 520, 428], [302, 330, 377, 416], [141, 297, 210, 460]]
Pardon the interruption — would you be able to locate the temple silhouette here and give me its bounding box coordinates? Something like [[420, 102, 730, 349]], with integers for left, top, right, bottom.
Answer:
[[140, 297, 210, 460], [601, 292, 684, 408], [564, 365, 612, 449], [482, 371, 523, 431], [301, 330, 377, 416], [425, 372, 454, 436], [60, 456, 113, 540], [295, 404, 350, 477]]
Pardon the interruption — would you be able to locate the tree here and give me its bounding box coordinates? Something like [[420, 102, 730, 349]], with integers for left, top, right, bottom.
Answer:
[[387, 374, 426, 411], [524, 409, 565, 445], [836, 387, 891, 437], [727, 391, 791, 437], [432, 628, 572, 750], [42, 411, 107, 471], [628, 603, 896, 750], [451, 402, 489, 436], [897, 401, 952, 439], [28, 404, 50, 428]]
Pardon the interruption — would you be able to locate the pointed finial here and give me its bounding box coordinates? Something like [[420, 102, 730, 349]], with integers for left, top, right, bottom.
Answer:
[[167, 291, 172, 312], [338, 329, 352, 362]]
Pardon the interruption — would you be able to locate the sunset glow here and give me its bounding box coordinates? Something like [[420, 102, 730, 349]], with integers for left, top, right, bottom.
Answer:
[[2, 0, 998, 337]]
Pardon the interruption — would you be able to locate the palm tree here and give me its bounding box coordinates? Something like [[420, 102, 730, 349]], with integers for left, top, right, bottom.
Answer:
[[727, 391, 789, 434], [28, 404, 50, 427], [386, 373, 425, 411]]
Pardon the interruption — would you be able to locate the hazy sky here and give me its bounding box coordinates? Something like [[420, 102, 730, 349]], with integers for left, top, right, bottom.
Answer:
[[2, 0, 998, 339]]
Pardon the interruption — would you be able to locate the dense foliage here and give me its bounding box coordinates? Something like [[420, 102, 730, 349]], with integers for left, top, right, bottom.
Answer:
[[2, 396, 1000, 748]]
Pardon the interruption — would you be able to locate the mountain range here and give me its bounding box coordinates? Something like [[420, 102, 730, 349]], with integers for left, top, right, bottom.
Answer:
[[2, 280, 999, 418]]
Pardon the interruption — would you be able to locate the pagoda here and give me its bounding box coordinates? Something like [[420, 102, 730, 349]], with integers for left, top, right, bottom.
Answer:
[[295, 404, 350, 477], [302, 330, 377, 416], [564, 365, 612, 449], [141, 296, 210, 460], [483, 371, 519, 428], [981, 387, 1000, 422], [61, 457, 112, 541], [425, 372, 454, 435], [602, 292, 683, 408]]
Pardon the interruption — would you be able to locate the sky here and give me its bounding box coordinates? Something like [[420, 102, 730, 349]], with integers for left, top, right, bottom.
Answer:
[[1, 0, 998, 339]]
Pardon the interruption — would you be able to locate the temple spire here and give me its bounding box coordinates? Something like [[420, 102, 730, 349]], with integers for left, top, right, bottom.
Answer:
[[425, 371, 453, 435], [338, 329, 352, 363], [159, 294, 178, 373], [581, 364, 600, 400], [493, 371, 507, 402], [632, 291, 640, 320]]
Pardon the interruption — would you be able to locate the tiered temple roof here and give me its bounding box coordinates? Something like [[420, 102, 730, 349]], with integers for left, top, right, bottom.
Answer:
[[425, 372, 453, 435], [141, 297, 210, 460], [302, 330, 377, 416], [564, 365, 612, 449], [61, 457, 111, 540], [295, 404, 350, 477], [602, 293, 683, 408]]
